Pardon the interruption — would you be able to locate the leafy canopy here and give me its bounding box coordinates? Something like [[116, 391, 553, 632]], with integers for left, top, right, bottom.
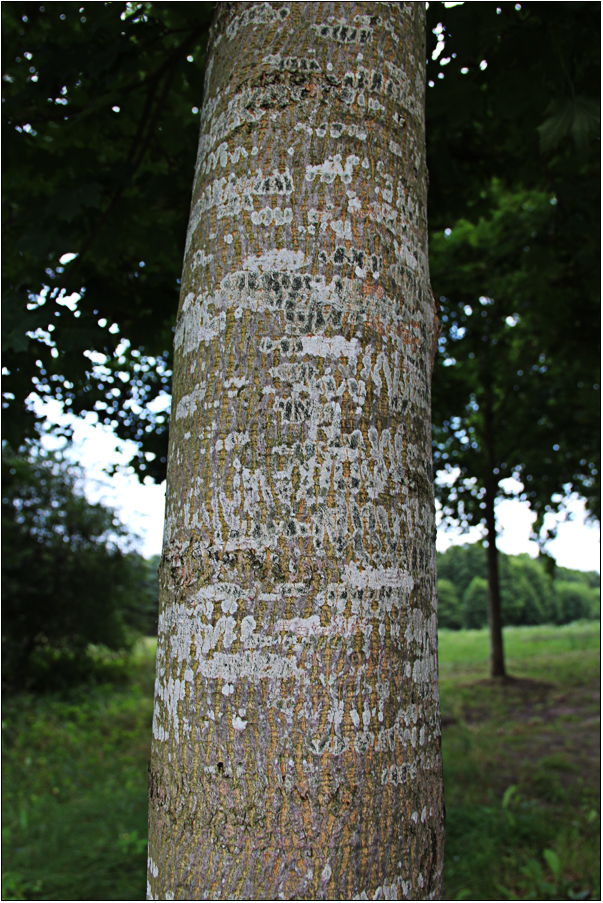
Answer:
[[3, 2, 213, 479], [2, 1, 600, 497], [431, 183, 600, 536]]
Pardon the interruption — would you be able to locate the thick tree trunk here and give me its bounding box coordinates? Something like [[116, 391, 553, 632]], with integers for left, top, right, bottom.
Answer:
[[147, 3, 444, 900]]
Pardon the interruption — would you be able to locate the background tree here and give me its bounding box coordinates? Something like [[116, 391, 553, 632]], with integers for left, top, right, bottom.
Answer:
[[425, 1, 599, 676], [436, 542, 488, 596], [554, 581, 600, 624], [147, 3, 444, 899], [431, 182, 599, 676], [555, 565, 600, 592], [115, 551, 161, 637], [425, 2, 600, 232], [1, 445, 149, 692]]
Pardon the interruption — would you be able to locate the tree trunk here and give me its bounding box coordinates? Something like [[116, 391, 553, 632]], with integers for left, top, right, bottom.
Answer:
[[147, 3, 444, 900], [484, 477, 506, 678], [482, 371, 506, 679]]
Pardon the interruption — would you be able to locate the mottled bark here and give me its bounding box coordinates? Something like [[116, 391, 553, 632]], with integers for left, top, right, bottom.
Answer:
[[148, 3, 444, 900]]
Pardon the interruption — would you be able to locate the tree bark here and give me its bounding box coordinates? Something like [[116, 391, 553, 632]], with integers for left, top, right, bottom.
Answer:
[[147, 3, 444, 899]]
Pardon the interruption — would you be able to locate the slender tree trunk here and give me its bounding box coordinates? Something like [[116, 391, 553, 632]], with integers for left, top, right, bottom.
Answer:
[[484, 477, 506, 678], [482, 373, 505, 678], [148, 3, 444, 899]]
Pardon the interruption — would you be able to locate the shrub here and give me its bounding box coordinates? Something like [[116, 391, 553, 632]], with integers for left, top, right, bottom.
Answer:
[[554, 581, 599, 624], [463, 576, 489, 629], [437, 578, 463, 630]]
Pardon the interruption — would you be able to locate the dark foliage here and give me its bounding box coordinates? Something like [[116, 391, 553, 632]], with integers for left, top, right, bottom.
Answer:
[[432, 185, 600, 535], [1, 447, 156, 692], [122, 553, 160, 637], [3, 3, 599, 498], [2, 2, 214, 479]]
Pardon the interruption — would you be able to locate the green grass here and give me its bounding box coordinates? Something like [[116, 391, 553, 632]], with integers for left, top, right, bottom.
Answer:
[[1, 640, 156, 901], [2, 626, 600, 900], [439, 621, 600, 901]]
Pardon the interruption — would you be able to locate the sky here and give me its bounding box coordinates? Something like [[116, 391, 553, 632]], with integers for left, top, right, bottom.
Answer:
[[37, 398, 600, 573]]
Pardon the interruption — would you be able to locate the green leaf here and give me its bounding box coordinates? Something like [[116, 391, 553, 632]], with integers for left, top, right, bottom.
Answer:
[[520, 859, 544, 884], [543, 848, 562, 882], [501, 784, 518, 810], [538, 96, 600, 154]]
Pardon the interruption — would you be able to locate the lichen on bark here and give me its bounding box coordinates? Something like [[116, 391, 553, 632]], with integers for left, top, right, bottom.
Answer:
[[148, 3, 444, 900]]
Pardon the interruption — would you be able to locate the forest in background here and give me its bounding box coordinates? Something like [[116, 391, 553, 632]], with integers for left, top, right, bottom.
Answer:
[[436, 543, 600, 631]]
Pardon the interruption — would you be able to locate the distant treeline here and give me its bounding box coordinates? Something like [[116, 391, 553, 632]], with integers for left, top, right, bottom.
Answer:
[[1, 448, 161, 693], [437, 543, 600, 631]]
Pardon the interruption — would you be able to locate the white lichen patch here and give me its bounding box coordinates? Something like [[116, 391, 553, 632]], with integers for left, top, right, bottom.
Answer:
[[175, 383, 208, 421], [214, 430, 251, 452], [321, 862, 332, 881], [343, 563, 414, 592], [240, 248, 307, 272], [274, 614, 371, 640], [202, 140, 249, 174], [250, 206, 294, 226], [152, 671, 193, 743], [196, 89, 269, 158], [311, 21, 374, 45], [199, 651, 305, 682], [184, 273, 409, 339], [192, 168, 294, 224], [191, 249, 214, 270], [299, 334, 360, 362], [305, 154, 361, 185], [262, 52, 322, 74], [380, 763, 410, 786], [352, 873, 412, 900], [224, 3, 289, 42], [174, 295, 228, 353]]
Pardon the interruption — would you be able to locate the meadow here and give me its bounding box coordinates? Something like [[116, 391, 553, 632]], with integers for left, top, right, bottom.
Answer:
[[2, 622, 600, 901]]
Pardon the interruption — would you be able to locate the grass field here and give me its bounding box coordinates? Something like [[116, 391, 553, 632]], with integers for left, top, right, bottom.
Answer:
[[2, 623, 600, 901], [439, 623, 600, 900]]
